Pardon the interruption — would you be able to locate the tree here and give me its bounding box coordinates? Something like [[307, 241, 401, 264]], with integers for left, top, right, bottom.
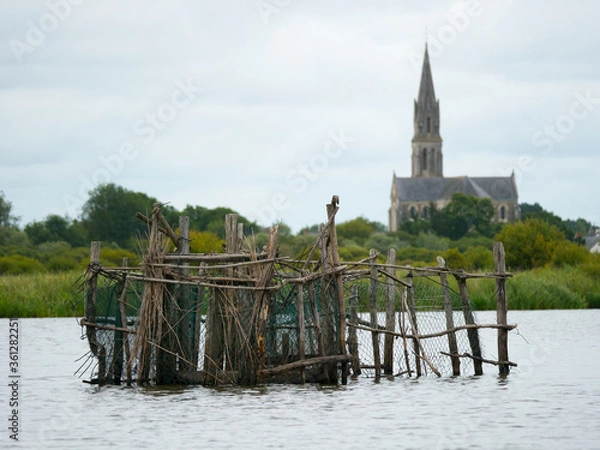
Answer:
[[0, 191, 19, 228], [520, 202, 573, 240], [337, 217, 380, 245], [181, 205, 260, 238], [80, 184, 163, 248], [494, 218, 566, 269], [432, 193, 494, 240], [25, 215, 87, 247]]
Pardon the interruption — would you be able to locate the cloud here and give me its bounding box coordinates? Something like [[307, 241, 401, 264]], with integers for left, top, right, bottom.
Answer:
[[1, 0, 598, 231]]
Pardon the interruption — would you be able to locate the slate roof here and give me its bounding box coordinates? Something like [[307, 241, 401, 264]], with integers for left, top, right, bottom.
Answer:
[[393, 176, 518, 202]]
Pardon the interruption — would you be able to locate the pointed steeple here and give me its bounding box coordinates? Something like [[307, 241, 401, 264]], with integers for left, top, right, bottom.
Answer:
[[411, 43, 443, 178], [413, 43, 440, 140]]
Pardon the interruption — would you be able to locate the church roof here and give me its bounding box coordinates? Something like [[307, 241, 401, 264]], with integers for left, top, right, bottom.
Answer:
[[393, 175, 518, 203]]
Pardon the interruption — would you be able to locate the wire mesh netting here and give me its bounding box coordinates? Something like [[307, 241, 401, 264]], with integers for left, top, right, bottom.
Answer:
[[345, 276, 483, 377], [81, 265, 487, 383]]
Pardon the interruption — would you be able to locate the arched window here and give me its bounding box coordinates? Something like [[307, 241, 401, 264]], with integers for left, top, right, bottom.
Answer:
[[427, 117, 431, 133], [422, 149, 427, 170], [422, 206, 430, 218], [409, 206, 417, 218], [500, 205, 506, 220]]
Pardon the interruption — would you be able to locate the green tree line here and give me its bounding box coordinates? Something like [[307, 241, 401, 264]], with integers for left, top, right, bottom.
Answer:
[[0, 186, 597, 275]]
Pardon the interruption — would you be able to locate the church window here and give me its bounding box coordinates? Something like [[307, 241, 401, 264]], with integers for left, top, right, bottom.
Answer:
[[427, 117, 431, 133], [500, 205, 506, 220], [422, 149, 427, 170], [422, 206, 430, 218], [409, 206, 417, 218]]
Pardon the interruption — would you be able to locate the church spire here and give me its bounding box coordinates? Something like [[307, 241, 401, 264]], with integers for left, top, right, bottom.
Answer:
[[411, 43, 443, 178]]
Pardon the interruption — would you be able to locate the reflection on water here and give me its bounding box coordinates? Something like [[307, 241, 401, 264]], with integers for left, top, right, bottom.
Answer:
[[0, 310, 599, 449]]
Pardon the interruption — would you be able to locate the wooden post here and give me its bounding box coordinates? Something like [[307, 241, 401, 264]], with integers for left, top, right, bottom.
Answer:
[[178, 216, 195, 372], [156, 208, 177, 385], [326, 196, 347, 384], [438, 257, 460, 376], [193, 262, 207, 369], [398, 288, 412, 377], [296, 283, 306, 384], [347, 285, 361, 377], [405, 272, 421, 377], [85, 241, 106, 382], [224, 214, 238, 372], [456, 276, 483, 375], [308, 281, 325, 358], [368, 249, 381, 379], [281, 332, 290, 364], [494, 242, 510, 375], [112, 257, 129, 384], [383, 249, 396, 375]]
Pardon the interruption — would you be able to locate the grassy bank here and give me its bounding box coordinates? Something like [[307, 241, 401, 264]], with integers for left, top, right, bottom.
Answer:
[[469, 264, 600, 310], [0, 271, 84, 318], [1, 265, 598, 318]]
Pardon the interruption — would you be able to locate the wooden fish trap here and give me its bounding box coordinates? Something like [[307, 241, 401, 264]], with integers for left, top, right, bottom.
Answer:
[[79, 196, 516, 386]]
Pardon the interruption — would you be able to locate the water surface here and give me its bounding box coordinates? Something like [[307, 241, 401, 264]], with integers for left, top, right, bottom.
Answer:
[[0, 310, 598, 449]]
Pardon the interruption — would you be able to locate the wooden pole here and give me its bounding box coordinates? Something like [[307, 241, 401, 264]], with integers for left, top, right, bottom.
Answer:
[[224, 214, 237, 372], [438, 257, 460, 376], [112, 257, 129, 384], [456, 275, 483, 375], [405, 271, 421, 377], [368, 249, 381, 379], [177, 216, 195, 372], [494, 242, 510, 375], [347, 285, 361, 377], [193, 263, 206, 369], [398, 288, 412, 377], [85, 241, 106, 382], [326, 196, 347, 384], [296, 283, 306, 384], [308, 280, 325, 358], [383, 249, 396, 375]]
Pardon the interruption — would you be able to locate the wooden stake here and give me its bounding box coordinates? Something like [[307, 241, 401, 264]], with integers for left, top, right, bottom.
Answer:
[[405, 272, 421, 377], [456, 275, 483, 375], [494, 242, 510, 375], [177, 216, 195, 372], [296, 283, 306, 384], [85, 241, 106, 382], [326, 196, 347, 384], [347, 285, 361, 377], [438, 257, 460, 376], [383, 249, 396, 375], [368, 249, 381, 379]]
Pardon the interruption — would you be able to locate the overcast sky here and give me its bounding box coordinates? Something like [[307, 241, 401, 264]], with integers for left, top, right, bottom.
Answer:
[[1, 0, 599, 233]]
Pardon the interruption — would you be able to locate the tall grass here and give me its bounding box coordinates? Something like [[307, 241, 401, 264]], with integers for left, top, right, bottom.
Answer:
[[0, 271, 84, 318], [0, 264, 598, 317], [468, 266, 596, 310]]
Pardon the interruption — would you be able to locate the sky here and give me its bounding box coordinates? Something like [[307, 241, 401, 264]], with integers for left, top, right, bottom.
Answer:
[[1, 0, 599, 233]]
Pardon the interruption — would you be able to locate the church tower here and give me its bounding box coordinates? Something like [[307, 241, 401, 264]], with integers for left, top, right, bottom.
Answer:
[[411, 44, 443, 178]]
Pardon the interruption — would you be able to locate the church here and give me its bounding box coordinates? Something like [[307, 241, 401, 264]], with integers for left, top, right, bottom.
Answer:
[[388, 45, 520, 232]]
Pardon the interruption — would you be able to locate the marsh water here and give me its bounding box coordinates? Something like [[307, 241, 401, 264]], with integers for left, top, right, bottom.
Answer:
[[0, 310, 599, 449]]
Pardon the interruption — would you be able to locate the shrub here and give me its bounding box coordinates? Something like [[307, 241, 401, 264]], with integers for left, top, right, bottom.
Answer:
[[551, 241, 591, 267], [444, 248, 466, 270], [495, 219, 566, 269], [100, 248, 138, 267], [464, 246, 494, 271], [0, 255, 45, 275], [47, 255, 78, 272]]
